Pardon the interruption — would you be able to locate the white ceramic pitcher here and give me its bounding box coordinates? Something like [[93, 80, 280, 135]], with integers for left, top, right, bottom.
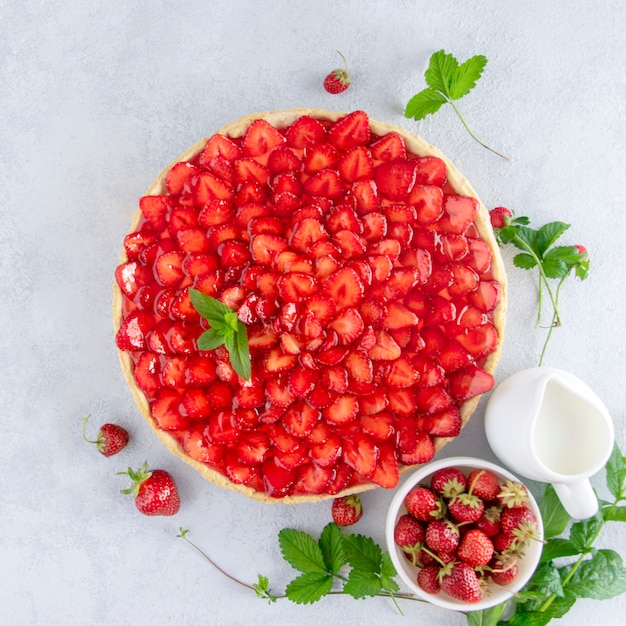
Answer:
[[485, 367, 614, 519]]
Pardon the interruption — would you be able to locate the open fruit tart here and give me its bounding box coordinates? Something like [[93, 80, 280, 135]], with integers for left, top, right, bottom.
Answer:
[[113, 109, 507, 502]]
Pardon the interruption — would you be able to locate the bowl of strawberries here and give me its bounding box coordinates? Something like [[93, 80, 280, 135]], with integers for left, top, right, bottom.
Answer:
[[385, 456, 543, 611]]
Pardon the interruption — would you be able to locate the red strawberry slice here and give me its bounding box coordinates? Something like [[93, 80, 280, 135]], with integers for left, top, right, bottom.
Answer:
[[116, 310, 153, 351], [168, 206, 198, 236], [250, 233, 288, 266], [185, 354, 217, 386], [434, 233, 469, 263], [330, 308, 365, 345], [289, 217, 328, 252], [338, 145, 374, 182], [267, 423, 299, 453], [466, 237, 493, 273], [406, 185, 444, 225], [115, 262, 151, 298], [235, 202, 272, 227], [274, 447, 308, 471], [285, 115, 327, 148], [345, 349, 373, 383], [123, 230, 158, 261], [193, 171, 234, 204], [181, 388, 211, 420], [265, 375, 296, 407], [468, 280, 501, 312], [262, 458, 296, 497], [304, 168, 344, 199], [417, 406, 462, 437], [323, 365, 349, 393], [438, 195, 479, 234], [303, 142, 339, 174], [237, 432, 270, 465], [448, 263, 479, 296], [139, 195, 170, 230], [235, 158, 270, 186], [198, 199, 235, 227], [175, 229, 208, 254], [373, 160, 417, 201], [225, 455, 258, 485], [382, 301, 419, 330], [360, 212, 387, 242], [314, 253, 340, 279], [413, 156, 447, 186], [323, 267, 364, 310], [200, 133, 242, 164], [206, 410, 239, 444], [150, 389, 189, 431], [235, 180, 266, 206], [287, 366, 319, 398], [295, 463, 334, 494], [303, 295, 336, 324], [277, 272, 318, 302], [449, 365, 495, 401], [241, 119, 285, 156], [412, 356, 446, 387], [263, 347, 298, 373], [427, 294, 456, 326], [369, 132, 407, 161], [325, 203, 362, 234], [415, 386, 454, 414], [166, 161, 198, 195], [310, 435, 342, 468], [134, 352, 161, 392], [323, 395, 359, 425], [399, 432, 435, 465], [342, 433, 378, 477], [316, 346, 349, 366], [351, 179, 380, 213], [438, 340, 473, 373], [370, 444, 399, 489], [267, 146, 302, 173], [361, 411, 394, 439], [282, 401, 321, 437], [387, 388, 418, 415], [332, 230, 366, 259], [368, 330, 401, 361], [184, 427, 220, 464], [455, 305, 487, 329], [386, 357, 419, 388], [455, 323, 499, 359], [328, 110, 371, 152]]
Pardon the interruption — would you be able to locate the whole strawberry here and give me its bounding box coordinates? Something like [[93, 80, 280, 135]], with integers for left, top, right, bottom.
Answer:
[[457, 528, 494, 567], [417, 565, 441, 595], [394, 514, 425, 563], [430, 467, 467, 498], [82, 414, 128, 457], [119, 462, 180, 516], [441, 562, 483, 603], [489, 206, 512, 229], [467, 468, 501, 501], [404, 486, 444, 521], [332, 494, 363, 526], [323, 51, 351, 94], [425, 519, 460, 554], [448, 492, 484, 523]]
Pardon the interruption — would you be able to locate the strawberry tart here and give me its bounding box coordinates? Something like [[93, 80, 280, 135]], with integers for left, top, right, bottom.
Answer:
[[113, 109, 507, 502]]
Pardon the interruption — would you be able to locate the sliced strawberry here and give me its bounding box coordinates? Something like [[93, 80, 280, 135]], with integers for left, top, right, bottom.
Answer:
[[200, 133, 242, 165], [448, 263, 479, 296], [277, 272, 318, 302], [323, 395, 359, 425], [168, 206, 198, 236], [123, 230, 158, 261], [325, 203, 362, 234], [285, 116, 327, 148], [302, 295, 336, 325], [368, 330, 401, 361], [310, 435, 342, 468], [370, 132, 407, 161], [382, 301, 419, 330], [455, 323, 499, 359], [386, 356, 419, 388], [289, 217, 328, 252], [282, 401, 321, 437], [184, 427, 219, 464], [466, 237, 493, 273], [449, 365, 495, 401], [225, 455, 258, 485], [370, 444, 399, 489], [234, 202, 272, 227], [181, 388, 211, 420], [134, 352, 161, 392], [295, 463, 334, 494], [342, 433, 378, 477], [415, 386, 454, 414], [115, 261, 151, 298], [262, 457, 296, 497], [241, 119, 285, 156], [236, 432, 270, 465], [423, 265, 454, 294], [218, 240, 251, 268], [367, 237, 401, 260], [417, 406, 462, 437], [287, 366, 319, 398], [150, 389, 189, 431], [263, 346, 298, 373], [330, 308, 364, 345], [316, 346, 349, 367], [399, 432, 435, 466], [170, 288, 201, 322], [176, 228, 208, 254], [412, 356, 446, 387], [267, 146, 302, 173], [438, 195, 479, 234], [328, 110, 371, 151], [468, 280, 501, 312], [235, 157, 270, 186], [361, 411, 394, 439], [304, 168, 344, 199], [183, 253, 217, 278], [274, 447, 308, 470], [198, 199, 235, 227], [326, 462, 354, 495], [264, 374, 295, 408], [323, 267, 364, 310], [166, 161, 198, 195], [235, 180, 267, 206], [193, 171, 234, 204], [267, 423, 299, 453], [434, 233, 469, 263], [359, 298, 387, 326], [154, 251, 186, 288], [387, 388, 418, 415], [345, 349, 373, 383], [351, 179, 380, 213], [338, 145, 374, 182], [206, 410, 239, 444], [361, 211, 387, 241], [413, 156, 447, 186], [307, 385, 337, 409], [249, 233, 287, 266], [185, 354, 217, 386], [139, 195, 170, 230], [438, 340, 473, 373], [323, 365, 349, 394], [373, 160, 417, 201], [427, 294, 457, 326], [455, 304, 487, 329], [116, 310, 153, 351], [303, 142, 339, 174]]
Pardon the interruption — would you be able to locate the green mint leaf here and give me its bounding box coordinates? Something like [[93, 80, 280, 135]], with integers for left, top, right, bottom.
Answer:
[[284, 571, 333, 604], [603, 506, 626, 522], [508, 598, 576, 626], [540, 538, 580, 563], [319, 523, 347, 575], [466, 603, 506, 626], [230, 321, 251, 380], [449, 54, 487, 100], [536, 221, 570, 256], [519, 562, 564, 612], [424, 49, 459, 96], [562, 549, 626, 600], [342, 569, 383, 599], [197, 328, 226, 351], [404, 88, 448, 120], [253, 574, 277, 603], [570, 510, 603, 552], [513, 252, 538, 270], [342, 534, 382, 574], [188, 288, 232, 324], [223, 310, 239, 332], [606, 442, 626, 499], [540, 484, 571, 538], [278, 528, 328, 575]]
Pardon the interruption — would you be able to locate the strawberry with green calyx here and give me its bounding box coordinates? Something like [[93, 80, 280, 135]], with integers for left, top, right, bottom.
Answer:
[[393, 514, 425, 564], [497, 479, 530, 509], [467, 468, 501, 502], [440, 561, 484, 603], [81, 414, 128, 457], [489, 207, 590, 366], [417, 565, 442, 595], [323, 51, 351, 94], [404, 486, 445, 521], [119, 462, 180, 516], [430, 467, 467, 499], [331, 494, 363, 526], [457, 528, 494, 567]]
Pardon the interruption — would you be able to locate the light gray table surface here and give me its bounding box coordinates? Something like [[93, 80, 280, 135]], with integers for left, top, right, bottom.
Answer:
[[2, 1, 625, 624]]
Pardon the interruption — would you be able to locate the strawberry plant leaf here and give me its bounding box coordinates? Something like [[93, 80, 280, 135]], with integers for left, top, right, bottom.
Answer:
[[606, 442, 626, 499], [539, 484, 571, 538], [404, 88, 448, 120], [603, 506, 626, 522], [278, 528, 328, 575], [562, 549, 626, 600], [510, 225, 539, 254], [342, 534, 382, 574], [513, 252, 538, 270], [253, 574, 277, 603], [570, 510, 603, 552], [284, 571, 333, 604], [540, 255, 569, 280], [319, 523, 346, 575], [507, 599, 576, 626], [424, 49, 458, 95], [380, 551, 398, 582], [466, 603, 506, 626], [536, 222, 570, 256], [343, 569, 383, 599], [449, 55, 488, 100]]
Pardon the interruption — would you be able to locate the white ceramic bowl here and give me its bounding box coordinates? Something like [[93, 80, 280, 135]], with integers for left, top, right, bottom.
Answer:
[[385, 456, 544, 612]]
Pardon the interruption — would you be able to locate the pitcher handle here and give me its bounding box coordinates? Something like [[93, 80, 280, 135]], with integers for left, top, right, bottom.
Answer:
[[552, 479, 598, 520]]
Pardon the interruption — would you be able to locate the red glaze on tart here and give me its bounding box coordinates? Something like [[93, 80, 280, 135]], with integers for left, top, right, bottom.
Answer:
[[113, 109, 507, 502]]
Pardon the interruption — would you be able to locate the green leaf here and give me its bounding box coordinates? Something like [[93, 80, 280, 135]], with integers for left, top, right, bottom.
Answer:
[[606, 442, 626, 499], [511, 225, 539, 254], [575, 259, 590, 280], [519, 562, 564, 611], [536, 222, 570, 256], [319, 523, 347, 575], [513, 252, 537, 270], [285, 571, 333, 604], [343, 569, 383, 599], [570, 510, 603, 552], [342, 534, 382, 574], [197, 328, 226, 351], [424, 49, 459, 95], [404, 88, 448, 120], [380, 551, 397, 580], [508, 597, 576, 626], [540, 538, 580, 563], [466, 603, 506, 626], [541, 248, 573, 279], [540, 484, 571, 538], [449, 55, 487, 100], [189, 288, 232, 323], [562, 549, 626, 600], [253, 574, 277, 603], [278, 528, 328, 575], [604, 506, 626, 522]]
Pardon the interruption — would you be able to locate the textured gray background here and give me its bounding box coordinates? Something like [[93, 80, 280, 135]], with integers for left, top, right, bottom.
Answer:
[[1, 1, 625, 624]]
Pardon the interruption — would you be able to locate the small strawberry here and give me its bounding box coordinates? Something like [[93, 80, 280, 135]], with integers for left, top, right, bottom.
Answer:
[[500, 505, 539, 546], [475, 505, 502, 537], [457, 529, 494, 567], [81, 414, 129, 457], [425, 519, 460, 554], [331, 494, 363, 526], [467, 468, 501, 501], [323, 51, 351, 94], [404, 486, 444, 521], [489, 556, 519, 586], [574, 244, 588, 255], [394, 514, 425, 564], [119, 462, 181, 516], [417, 565, 441, 595], [441, 562, 483, 603], [489, 206, 512, 229], [430, 467, 467, 498]]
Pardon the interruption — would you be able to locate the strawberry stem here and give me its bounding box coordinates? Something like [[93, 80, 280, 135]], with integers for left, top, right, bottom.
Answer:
[[81, 414, 99, 445], [336, 50, 349, 73], [448, 101, 512, 161]]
